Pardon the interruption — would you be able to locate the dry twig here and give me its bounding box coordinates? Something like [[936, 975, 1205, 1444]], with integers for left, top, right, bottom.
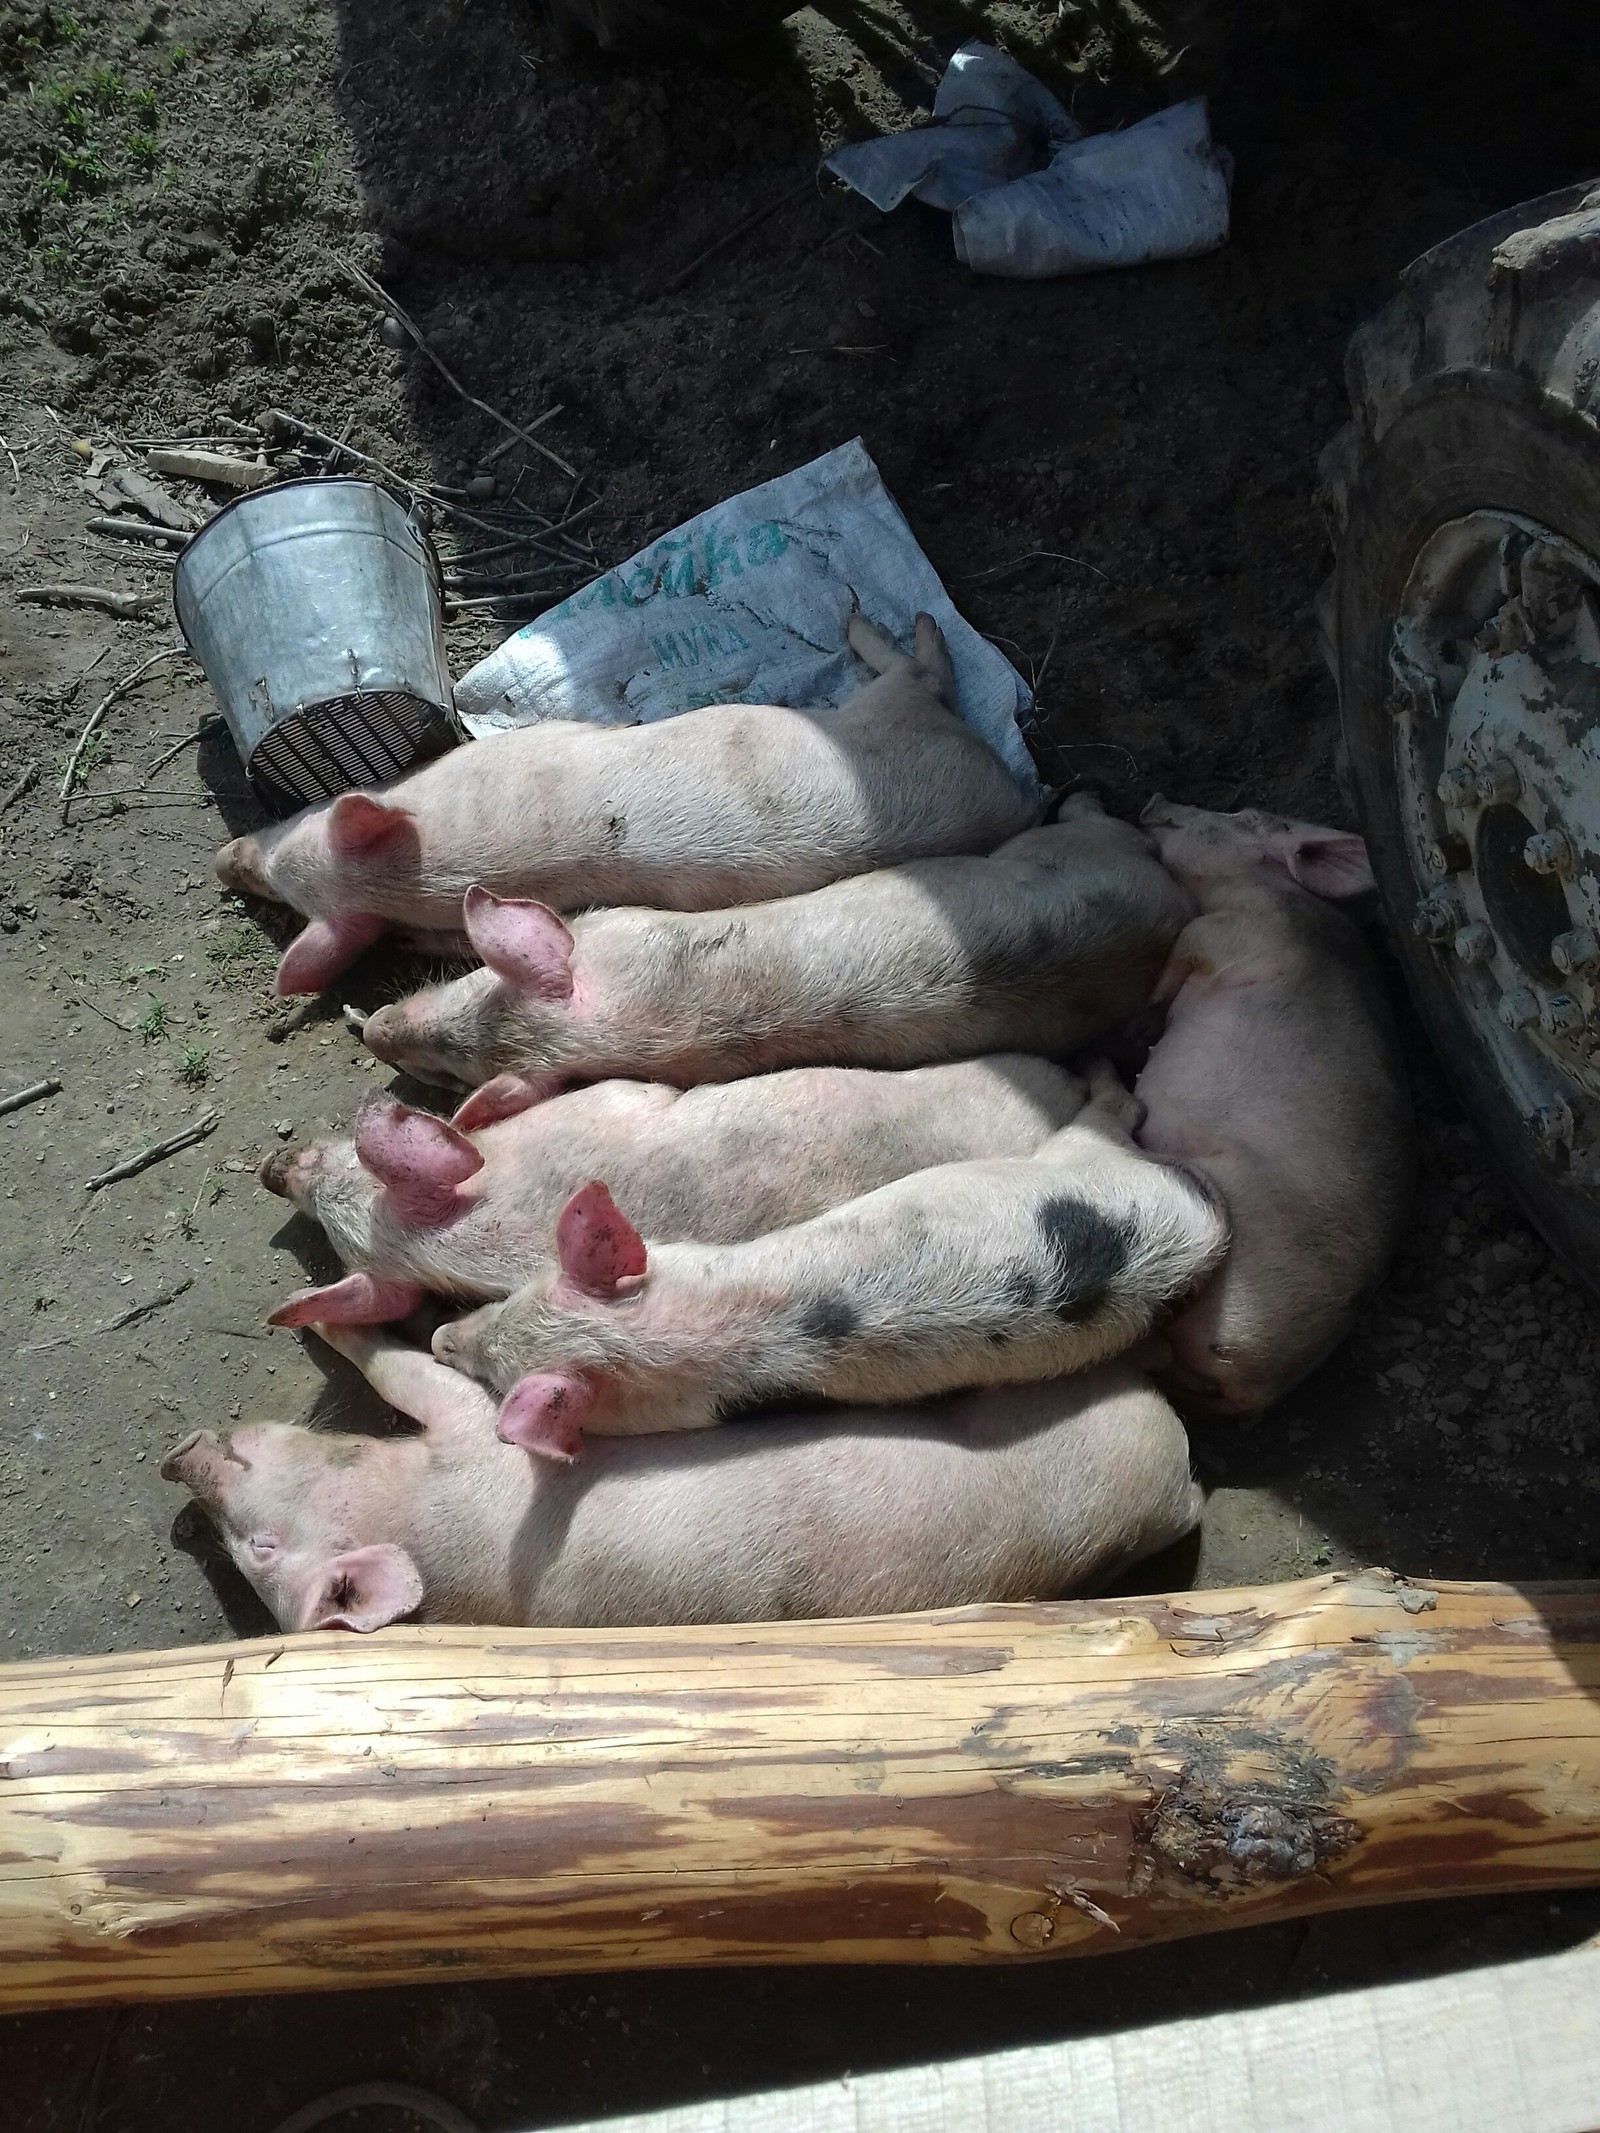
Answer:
[[0, 760, 38, 817], [960, 548, 1112, 586], [86, 1108, 219, 1192], [19, 1276, 193, 1354], [662, 178, 814, 295], [60, 647, 187, 820], [0, 1077, 60, 1118], [337, 255, 579, 480], [87, 516, 189, 548], [20, 583, 164, 620]]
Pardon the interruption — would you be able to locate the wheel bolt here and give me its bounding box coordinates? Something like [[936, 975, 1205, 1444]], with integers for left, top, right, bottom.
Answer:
[[1540, 991, 1588, 1037], [1413, 889, 1466, 942], [1531, 1099, 1573, 1149], [1423, 833, 1472, 876], [1436, 764, 1478, 808], [1499, 986, 1540, 1030], [1525, 828, 1574, 875], [1454, 922, 1496, 963], [1475, 756, 1522, 805], [1552, 928, 1600, 976]]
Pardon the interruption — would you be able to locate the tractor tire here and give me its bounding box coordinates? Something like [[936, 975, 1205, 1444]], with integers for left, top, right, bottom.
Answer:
[[1321, 178, 1600, 1285]]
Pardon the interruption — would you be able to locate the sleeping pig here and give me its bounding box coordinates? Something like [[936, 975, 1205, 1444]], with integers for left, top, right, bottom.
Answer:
[[216, 614, 1036, 994], [1133, 800, 1415, 1413], [260, 1056, 1089, 1325], [359, 793, 1195, 1093], [162, 1324, 1202, 1631], [430, 1063, 1228, 1460]]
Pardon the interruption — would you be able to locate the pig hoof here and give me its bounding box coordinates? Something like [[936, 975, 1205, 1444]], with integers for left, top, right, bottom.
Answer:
[[1083, 1058, 1146, 1133]]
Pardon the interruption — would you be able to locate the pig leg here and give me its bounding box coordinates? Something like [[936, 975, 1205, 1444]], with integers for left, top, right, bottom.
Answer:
[[311, 1322, 497, 1434]]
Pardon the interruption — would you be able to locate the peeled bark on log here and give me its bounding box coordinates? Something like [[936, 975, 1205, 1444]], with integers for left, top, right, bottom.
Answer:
[[1, 1569, 1598, 2012]]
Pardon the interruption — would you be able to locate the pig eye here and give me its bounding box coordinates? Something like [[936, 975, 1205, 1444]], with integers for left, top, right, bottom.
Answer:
[[245, 1532, 280, 1562]]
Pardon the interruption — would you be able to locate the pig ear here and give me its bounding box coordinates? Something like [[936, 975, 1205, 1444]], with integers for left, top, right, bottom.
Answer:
[[267, 1273, 428, 1329], [275, 912, 388, 996], [556, 1181, 647, 1297], [496, 1372, 593, 1462], [462, 887, 575, 1001], [1277, 828, 1375, 900], [298, 1543, 424, 1632], [327, 793, 417, 861], [450, 1072, 566, 1132], [355, 1097, 483, 1193]]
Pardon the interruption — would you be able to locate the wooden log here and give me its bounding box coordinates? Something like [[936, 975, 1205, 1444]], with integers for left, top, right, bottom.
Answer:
[[1, 1569, 1597, 2013]]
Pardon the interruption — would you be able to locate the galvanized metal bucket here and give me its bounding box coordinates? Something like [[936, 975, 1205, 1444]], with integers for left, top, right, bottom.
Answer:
[[173, 476, 457, 818]]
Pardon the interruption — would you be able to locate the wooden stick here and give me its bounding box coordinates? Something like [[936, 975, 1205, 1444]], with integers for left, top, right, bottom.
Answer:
[[84, 1107, 218, 1191], [0, 1076, 59, 1117], [0, 759, 38, 816], [87, 516, 190, 548], [0, 1570, 1597, 2012], [19, 583, 164, 620]]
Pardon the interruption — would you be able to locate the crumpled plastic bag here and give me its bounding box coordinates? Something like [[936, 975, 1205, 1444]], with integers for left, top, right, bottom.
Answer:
[[955, 99, 1231, 277], [824, 42, 1080, 214], [453, 436, 1042, 799], [825, 43, 1230, 280]]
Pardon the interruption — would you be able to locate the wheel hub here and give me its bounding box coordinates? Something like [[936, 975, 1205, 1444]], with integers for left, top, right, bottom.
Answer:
[[1391, 511, 1600, 1165]]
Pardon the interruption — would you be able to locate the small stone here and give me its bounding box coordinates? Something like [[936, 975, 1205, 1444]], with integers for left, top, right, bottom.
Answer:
[[275, 1119, 295, 1139], [126, 1593, 141, 1607], [1009, 1910, 1054, 1948], [465, 473, 497, 503], [377, 314, 410, 351]]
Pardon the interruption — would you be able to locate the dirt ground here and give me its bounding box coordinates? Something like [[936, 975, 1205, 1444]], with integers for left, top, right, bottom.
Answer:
[[3, 0, 1600, 2125]]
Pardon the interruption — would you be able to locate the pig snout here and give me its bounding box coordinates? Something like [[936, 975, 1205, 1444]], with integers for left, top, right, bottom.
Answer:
[[257, 1142, 320, 1200], [361, 1004, 411, 1066], [215, 834, 274, 900], [431, 1306, 500, 1378], [160, 1427, 242, 1501]]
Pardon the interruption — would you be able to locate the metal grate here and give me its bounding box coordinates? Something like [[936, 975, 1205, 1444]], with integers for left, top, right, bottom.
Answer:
[[246, 689, 457, 817]]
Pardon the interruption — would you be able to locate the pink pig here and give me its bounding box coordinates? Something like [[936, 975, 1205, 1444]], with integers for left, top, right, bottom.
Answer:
[[161, 1325, 1201, 1632], [259, 1056, 1089, 1326], [430, 1064, 1227, 1460], [215, 614, 1036, 994], [1133, 800, 1415, 1413], [359, 794, 1194, 1093]]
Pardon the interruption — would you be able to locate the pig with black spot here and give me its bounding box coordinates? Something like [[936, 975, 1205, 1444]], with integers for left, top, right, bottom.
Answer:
[[430, 1064, 1228, 1461], [359, 794, 1194, 1095], [259, 1057, 1091, 1325]]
